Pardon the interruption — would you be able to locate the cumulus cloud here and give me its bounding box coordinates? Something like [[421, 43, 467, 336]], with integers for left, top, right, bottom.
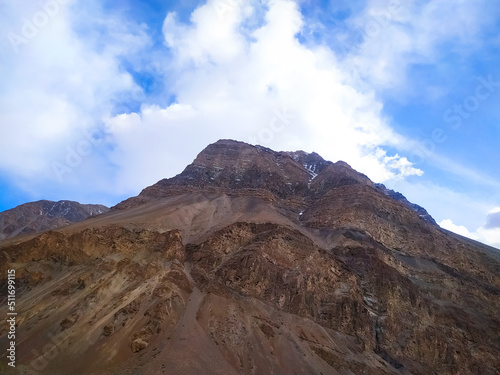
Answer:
[[485, 207, 500, 229], [0, 0, 150, 197], [0, 0, 151, 200], [439, 210, 500, 249], [0, 0, 497, 228], [101, 0, 424, 194], [439, 219, 477, 238]]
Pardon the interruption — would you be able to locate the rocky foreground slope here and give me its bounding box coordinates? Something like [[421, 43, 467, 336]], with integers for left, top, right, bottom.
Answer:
[[0, 200, 109, 240], [0, 140, 499, 375]]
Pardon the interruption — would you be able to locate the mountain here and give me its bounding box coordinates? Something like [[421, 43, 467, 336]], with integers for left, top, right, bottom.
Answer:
[[0, 200, 109, 240], [374, 183, 437, 225], [0, 139, 499, 375]]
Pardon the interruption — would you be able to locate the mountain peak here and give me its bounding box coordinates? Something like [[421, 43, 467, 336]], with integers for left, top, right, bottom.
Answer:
[[113, 140, 435, 226], [115, 140, 375, 208], [2, 141, 499, 375]]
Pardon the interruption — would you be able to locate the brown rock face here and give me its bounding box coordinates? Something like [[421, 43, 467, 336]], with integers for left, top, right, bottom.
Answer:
[[0, 200, 109, 240], [0, 139, 499, 375]]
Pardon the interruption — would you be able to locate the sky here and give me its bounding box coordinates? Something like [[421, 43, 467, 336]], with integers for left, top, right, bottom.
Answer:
[[0, 0, 499, 248]]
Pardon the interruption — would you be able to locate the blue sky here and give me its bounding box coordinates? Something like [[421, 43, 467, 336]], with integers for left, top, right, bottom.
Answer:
[[0, 0, 499, 248]]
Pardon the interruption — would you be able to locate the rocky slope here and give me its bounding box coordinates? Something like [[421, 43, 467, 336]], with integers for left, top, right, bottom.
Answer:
[[0, 200, 109, 240], [0, 139, 499, 375], [374, 183, 437, 225]]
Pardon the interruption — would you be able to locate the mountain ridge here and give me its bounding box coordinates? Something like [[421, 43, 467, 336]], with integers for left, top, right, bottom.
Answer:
[[113, 140, 436, 226], [0, 200, 109, 241], [0, 139, 499, 375]]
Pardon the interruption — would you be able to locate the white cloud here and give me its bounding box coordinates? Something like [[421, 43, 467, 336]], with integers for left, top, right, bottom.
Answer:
[[437, 205, 500, 250], [475, 227, 500, 249], [439, 217, 500, 250], [485, 207, 500, 229], [0, 0, 497, 238], [100, 0, 424, 194], [0, 0, 150, 188], [439, 219, 478, 239], [343, 0, 491, 92], [163, 0, 251, 65]]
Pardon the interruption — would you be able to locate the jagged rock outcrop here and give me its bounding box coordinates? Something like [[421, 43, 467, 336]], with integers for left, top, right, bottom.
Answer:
[[0, 140, 499, 375], [0, 200, 109, 240]]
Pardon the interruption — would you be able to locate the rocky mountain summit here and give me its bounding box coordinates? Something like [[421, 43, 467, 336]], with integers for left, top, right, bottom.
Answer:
[[116, 140, 400, 210], [0, 200, 109, 240], [1, 140, 499, 375]]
